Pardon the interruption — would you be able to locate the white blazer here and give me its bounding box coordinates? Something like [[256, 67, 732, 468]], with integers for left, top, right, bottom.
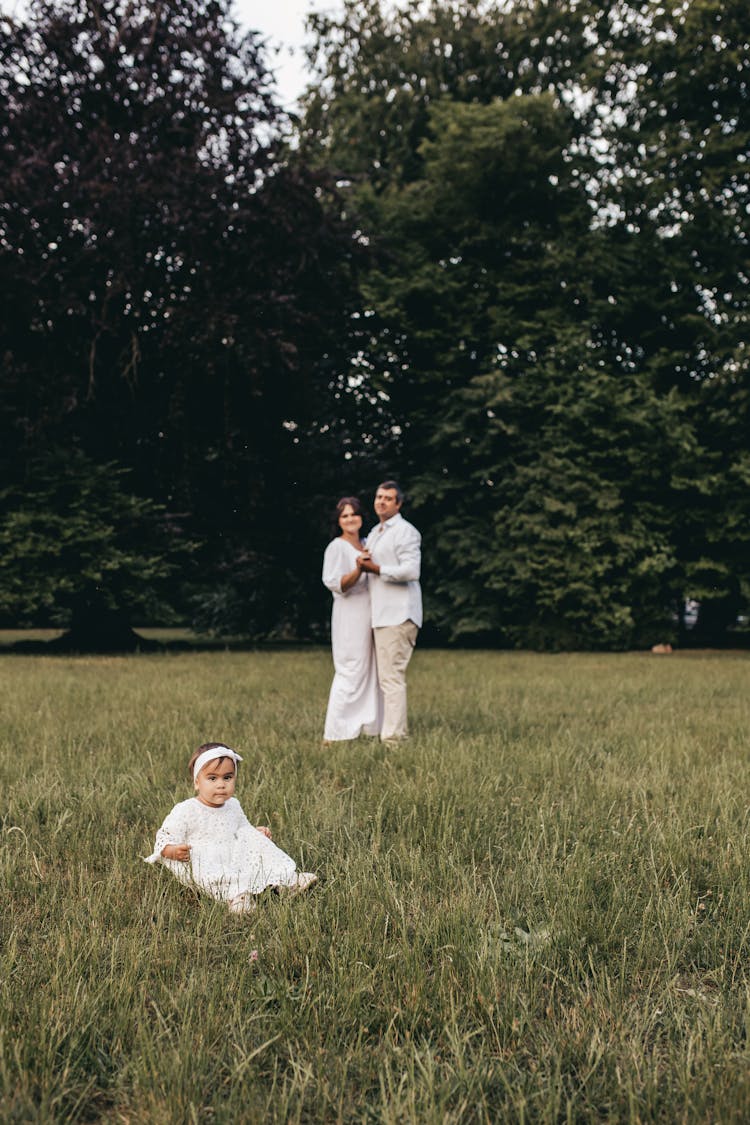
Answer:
[[366, 512, 422, 628]]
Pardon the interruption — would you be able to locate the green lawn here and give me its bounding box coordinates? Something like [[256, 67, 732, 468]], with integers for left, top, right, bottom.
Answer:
[[1, 648, 749, 1122]]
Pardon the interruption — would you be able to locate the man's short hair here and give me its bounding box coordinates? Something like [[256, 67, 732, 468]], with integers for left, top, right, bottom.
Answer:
[[377, 480, 403, 503]]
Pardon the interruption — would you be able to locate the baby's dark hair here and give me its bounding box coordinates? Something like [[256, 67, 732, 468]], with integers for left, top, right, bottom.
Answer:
[[188, 742, 238, 780]]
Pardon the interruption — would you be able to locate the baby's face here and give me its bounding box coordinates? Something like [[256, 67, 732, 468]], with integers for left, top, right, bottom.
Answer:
[[194, 759, 236, 808]]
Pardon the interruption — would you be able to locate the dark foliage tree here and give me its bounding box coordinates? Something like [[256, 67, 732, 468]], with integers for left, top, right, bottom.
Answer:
[[0, 449, 185, 650], [300, 0, 750, 647], [300, 0, 592, 189], [4, 0, 747, 647], [579, 0, 750, 640], [352, 95, 689, 646], [0, 0, 376, 641]]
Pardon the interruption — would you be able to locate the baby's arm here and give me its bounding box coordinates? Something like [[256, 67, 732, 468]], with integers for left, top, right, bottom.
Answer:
[[255, 826, 272, 839], [152, 804, 192, 862]]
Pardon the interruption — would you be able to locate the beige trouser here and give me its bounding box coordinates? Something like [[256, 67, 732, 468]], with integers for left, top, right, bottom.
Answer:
[[373, 620, 419, 741]]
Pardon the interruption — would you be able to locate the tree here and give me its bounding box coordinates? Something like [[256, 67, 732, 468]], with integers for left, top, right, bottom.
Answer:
[[0, 0, 375, 640], [1, 0, 275, 462], [354, 95, 688, 646], [0, 450, 185, 650], [301, 0, 592, 189], [579, 0, 750, 639], [301, 0, 750, 647]]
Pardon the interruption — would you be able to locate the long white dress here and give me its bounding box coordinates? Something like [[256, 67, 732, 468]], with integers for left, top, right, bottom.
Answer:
[[144, 797, 299, 901], [322, 537, 382, 741]]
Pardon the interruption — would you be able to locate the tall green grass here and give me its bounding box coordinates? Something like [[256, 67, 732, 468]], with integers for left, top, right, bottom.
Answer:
[[1, 649, 749, 1122]]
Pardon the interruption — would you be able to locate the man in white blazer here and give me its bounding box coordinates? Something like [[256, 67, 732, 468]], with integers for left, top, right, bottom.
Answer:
[[358, 480, 422, 743]]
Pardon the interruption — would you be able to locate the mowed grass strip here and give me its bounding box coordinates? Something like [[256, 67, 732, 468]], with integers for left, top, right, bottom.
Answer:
[[1, 649, 749, 1123]]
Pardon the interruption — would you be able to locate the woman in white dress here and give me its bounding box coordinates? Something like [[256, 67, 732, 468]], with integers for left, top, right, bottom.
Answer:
[[322, 497, 381, 742]]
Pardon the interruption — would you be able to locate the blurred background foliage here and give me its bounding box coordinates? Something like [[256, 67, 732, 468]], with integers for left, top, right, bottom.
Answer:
[[1, 0, 748, 649]]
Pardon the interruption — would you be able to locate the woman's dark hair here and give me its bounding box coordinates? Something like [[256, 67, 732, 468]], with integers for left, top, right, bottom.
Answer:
[[335, 496, 363, 518]]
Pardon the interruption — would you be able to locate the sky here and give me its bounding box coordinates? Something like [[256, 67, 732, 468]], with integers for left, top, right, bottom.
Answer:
[[233, 0, 339, 109]]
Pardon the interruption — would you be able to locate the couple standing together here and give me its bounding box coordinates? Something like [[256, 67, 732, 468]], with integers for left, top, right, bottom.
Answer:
[[322, 481, 422, 745]]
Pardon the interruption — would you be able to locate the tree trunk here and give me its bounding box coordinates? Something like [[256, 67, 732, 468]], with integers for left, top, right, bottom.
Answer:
[[47, 599, 159, 653]]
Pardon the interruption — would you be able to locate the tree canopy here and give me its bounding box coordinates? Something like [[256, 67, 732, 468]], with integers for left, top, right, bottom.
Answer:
[[0, 449, 185, 648], [1, 0, 378, 643], [2, 0, 748, 648], [297, 0, 750, 647]]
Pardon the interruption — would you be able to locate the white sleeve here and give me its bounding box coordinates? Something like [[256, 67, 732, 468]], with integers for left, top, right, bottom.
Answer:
[[322, 540, 347, 595], [144, 803, 191, 863], [230, 798, 254, 833], [379, 524, 421, 583]]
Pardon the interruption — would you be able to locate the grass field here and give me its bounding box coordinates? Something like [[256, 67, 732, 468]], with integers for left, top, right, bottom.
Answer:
[[1, 647, 750, 1123]]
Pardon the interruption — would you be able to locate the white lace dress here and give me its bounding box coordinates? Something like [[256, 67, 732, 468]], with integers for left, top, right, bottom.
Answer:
[[322, 537, 382, 741], [144, 797, 298, 901]]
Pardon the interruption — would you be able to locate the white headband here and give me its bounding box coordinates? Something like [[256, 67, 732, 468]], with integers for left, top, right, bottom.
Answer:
[[193, 746, 243, 781]]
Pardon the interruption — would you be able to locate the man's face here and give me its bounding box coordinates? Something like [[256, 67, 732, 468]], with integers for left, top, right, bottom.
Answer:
[[374, 488, 401, 523]]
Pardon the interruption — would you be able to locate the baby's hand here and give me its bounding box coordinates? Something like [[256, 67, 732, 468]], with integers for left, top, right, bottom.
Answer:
[[162, 843, 191, 862], [256, 825, 272, 839]]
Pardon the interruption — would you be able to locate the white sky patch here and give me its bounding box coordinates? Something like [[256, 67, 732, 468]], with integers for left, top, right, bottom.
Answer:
[[234, 0, 340, 109]]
